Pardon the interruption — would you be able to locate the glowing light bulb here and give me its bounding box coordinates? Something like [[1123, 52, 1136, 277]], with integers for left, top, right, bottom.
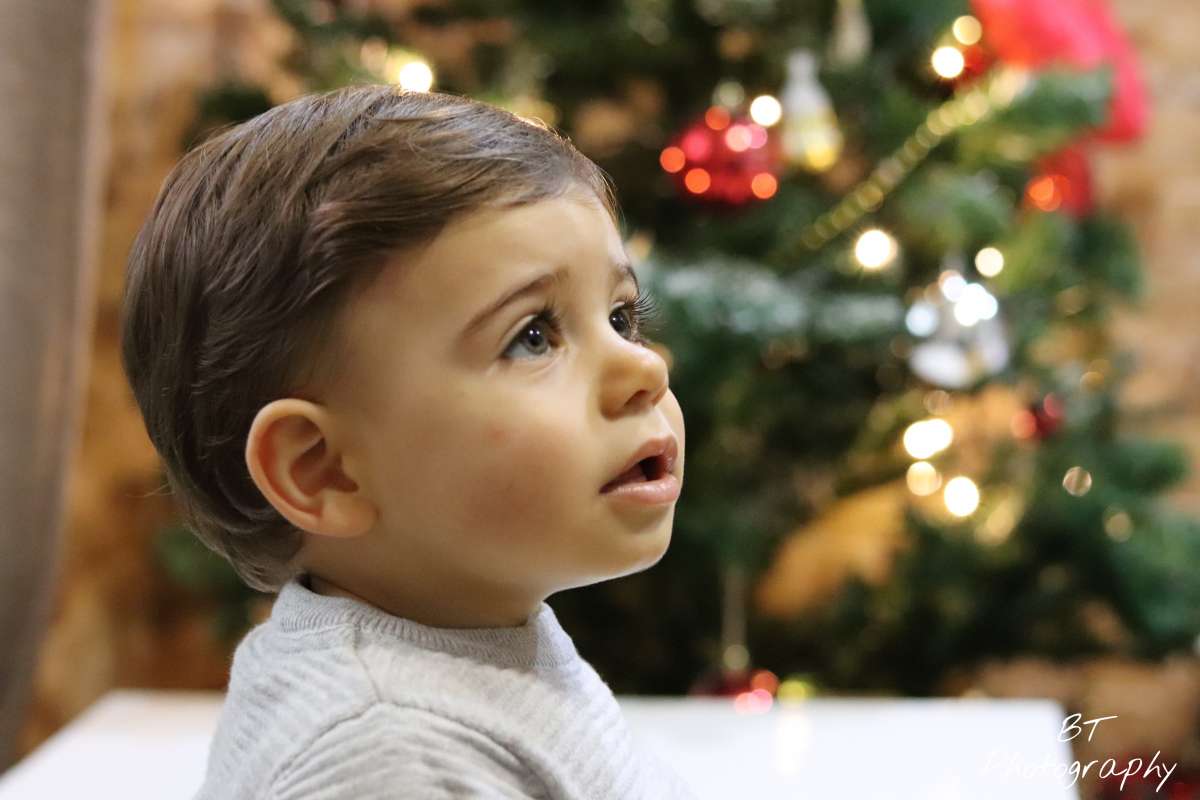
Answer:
[[907, 461, 942, 496], [659, 146, 686, 174], [939, 270, 967, 301], [724, 124, 753, 152], [932, 46, 966, 80], [944, 476, 980, 517], [749, 94, 783, 127], [396, 59, 434, 91], [1063, 466, 1093, 496], [975, 247, 1005, 277], [953, 283, 999, 327], [854, 229, 898, 270], [905, 301, 939, 337], [952, 15, 983, 46], [713, 80, 745, 110], [750, 173, 778, 199], [684, 168, 711, 194], [903, 418, 954, 459]]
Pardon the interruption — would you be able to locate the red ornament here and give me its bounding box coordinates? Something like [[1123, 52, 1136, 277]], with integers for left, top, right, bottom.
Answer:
[[689, 666, 754, 697], [659, 107, 783, 208], [969, 0, 1148, 143], [958, 43, 995, 85], [1030, 393, 1065, 440], [689, 667, 781, 698], [1024, 145, 1095, 217], [1013, 393, 1066, 441]]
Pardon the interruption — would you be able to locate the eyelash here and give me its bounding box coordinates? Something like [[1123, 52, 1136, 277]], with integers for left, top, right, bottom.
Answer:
[[503, 289, 664, 359]]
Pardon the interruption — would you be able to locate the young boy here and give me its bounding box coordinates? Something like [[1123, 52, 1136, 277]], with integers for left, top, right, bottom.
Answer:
[[120, 84, 694, 798]]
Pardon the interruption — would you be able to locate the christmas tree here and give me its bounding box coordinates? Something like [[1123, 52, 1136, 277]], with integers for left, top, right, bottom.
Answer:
[[164, 0, 1199, 706]]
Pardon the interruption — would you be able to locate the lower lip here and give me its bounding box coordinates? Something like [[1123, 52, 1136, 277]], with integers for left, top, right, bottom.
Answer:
[[600, 473, 681, 505]]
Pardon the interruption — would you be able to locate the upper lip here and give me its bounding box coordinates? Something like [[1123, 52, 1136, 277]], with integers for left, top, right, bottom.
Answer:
[[602, 435, 679, 491]]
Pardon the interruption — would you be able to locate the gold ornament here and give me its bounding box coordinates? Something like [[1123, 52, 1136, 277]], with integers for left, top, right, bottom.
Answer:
[[827, 0, 872, 68], [779, 49, 844, 173]]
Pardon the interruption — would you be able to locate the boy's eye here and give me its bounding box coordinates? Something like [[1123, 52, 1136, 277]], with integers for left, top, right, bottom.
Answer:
[[610, 306, 637, 341], [500, 292, 661, 361], [503, 315, 555, 359]]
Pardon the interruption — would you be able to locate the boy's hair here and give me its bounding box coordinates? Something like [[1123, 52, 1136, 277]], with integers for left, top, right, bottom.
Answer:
[[120, 84, 620, 594]]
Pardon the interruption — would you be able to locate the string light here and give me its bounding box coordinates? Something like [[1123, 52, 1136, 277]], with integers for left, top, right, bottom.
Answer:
[[659, 146, 686, 173], [1104, 509, 1132, 541], [905, 301, 939, 336], [724, 123, 754, 152], [684, 168, 711, 194], [750, 173, 778, 199], [705, 106, 731, 131], [749, 94, 783, 126], [931, 46, 966, 80], [854, 229, 898, 270], [733, 689, 774, 714], [939, 270, 967, 301], [975, 246, 1005, 277], [712, 79, 746, 110], [723, 643, 750, 670], [785, 66, 1030, 255], [777, 677, 816, 701], [978, 496, 1019, 544], [944, 476, 980, 517], [1063, 466, 1093, 496], [952, 15, 983, 46], [907, 461, 942, 496], [392, 57, 434, 92], [903, 418, 954, 459], [1027, 174, 1067, 212], [952, 283, 999, 326]]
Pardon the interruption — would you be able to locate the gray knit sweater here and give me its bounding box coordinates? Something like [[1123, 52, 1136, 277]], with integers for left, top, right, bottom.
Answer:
[[194, 574, 699, 799]]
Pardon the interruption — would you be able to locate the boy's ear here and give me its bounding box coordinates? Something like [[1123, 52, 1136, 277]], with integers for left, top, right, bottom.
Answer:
[[244, 398, 377, 539]]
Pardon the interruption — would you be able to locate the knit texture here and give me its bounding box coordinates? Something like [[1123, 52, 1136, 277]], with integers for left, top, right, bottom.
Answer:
[[193, 574, 699, 799]]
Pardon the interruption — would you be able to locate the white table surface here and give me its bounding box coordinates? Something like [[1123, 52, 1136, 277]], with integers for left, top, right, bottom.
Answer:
[[0, 689, 1079, 799]]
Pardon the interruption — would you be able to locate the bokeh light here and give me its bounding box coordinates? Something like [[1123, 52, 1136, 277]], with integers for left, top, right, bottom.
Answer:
[[395, 59, 434, 92], [854, 229, 898, 270], [907, 461, 943, 496], [684, 168, 711, 194], [749, 94, 782, 126], [952, 15, 983, 46], [903, 418, 954, 459], [659, 146, 686, 173], [932, 46, 966, 79], [944, 476, 980, 517], [975, 246, 1005, 277]]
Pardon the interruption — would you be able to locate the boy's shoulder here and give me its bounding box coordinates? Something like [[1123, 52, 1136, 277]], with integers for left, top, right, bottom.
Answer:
[[264, 702, 551, 800], [197, 619, 555, 799]]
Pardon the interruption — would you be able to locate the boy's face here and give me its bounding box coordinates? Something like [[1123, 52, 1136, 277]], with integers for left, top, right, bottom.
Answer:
[[309, 191, 685, 624]]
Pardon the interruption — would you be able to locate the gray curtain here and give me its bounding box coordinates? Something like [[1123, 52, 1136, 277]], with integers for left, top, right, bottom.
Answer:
[[0, 0, 111, 771]]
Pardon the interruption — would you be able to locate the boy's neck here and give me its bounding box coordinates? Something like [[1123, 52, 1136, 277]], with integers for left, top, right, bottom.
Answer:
[[303, 571, 543, 628]]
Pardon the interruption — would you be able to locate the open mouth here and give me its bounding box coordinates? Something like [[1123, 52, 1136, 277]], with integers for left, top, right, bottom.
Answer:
[[601, 455, 667, 493]]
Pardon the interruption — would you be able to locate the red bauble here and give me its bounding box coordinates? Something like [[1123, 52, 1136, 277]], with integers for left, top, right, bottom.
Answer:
[[1030, 393, 1065, 439], [959, 43, 995, 84], [969, 0, 1148, 143], [660, 108, 783, 208], [689, 667, 755, 697], [689, 667, 782, 699], [1024, 145, 1095, 217]]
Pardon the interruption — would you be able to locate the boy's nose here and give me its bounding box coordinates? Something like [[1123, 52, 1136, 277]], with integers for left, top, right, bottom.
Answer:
[[599, 336, 669, 416]]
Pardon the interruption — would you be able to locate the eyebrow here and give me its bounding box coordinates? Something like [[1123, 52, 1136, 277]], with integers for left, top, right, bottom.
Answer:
[[461, 259, 639, 339]]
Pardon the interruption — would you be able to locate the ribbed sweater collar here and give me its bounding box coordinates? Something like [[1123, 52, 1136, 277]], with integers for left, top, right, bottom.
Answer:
[[269, 574, 580, 669]]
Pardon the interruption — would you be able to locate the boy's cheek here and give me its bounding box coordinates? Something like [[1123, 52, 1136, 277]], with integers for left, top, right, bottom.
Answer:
[[452, 429, 578, 526]]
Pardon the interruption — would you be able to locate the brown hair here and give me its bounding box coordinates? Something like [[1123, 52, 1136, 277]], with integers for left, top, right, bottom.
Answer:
[[120, 83, 620, 593]]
